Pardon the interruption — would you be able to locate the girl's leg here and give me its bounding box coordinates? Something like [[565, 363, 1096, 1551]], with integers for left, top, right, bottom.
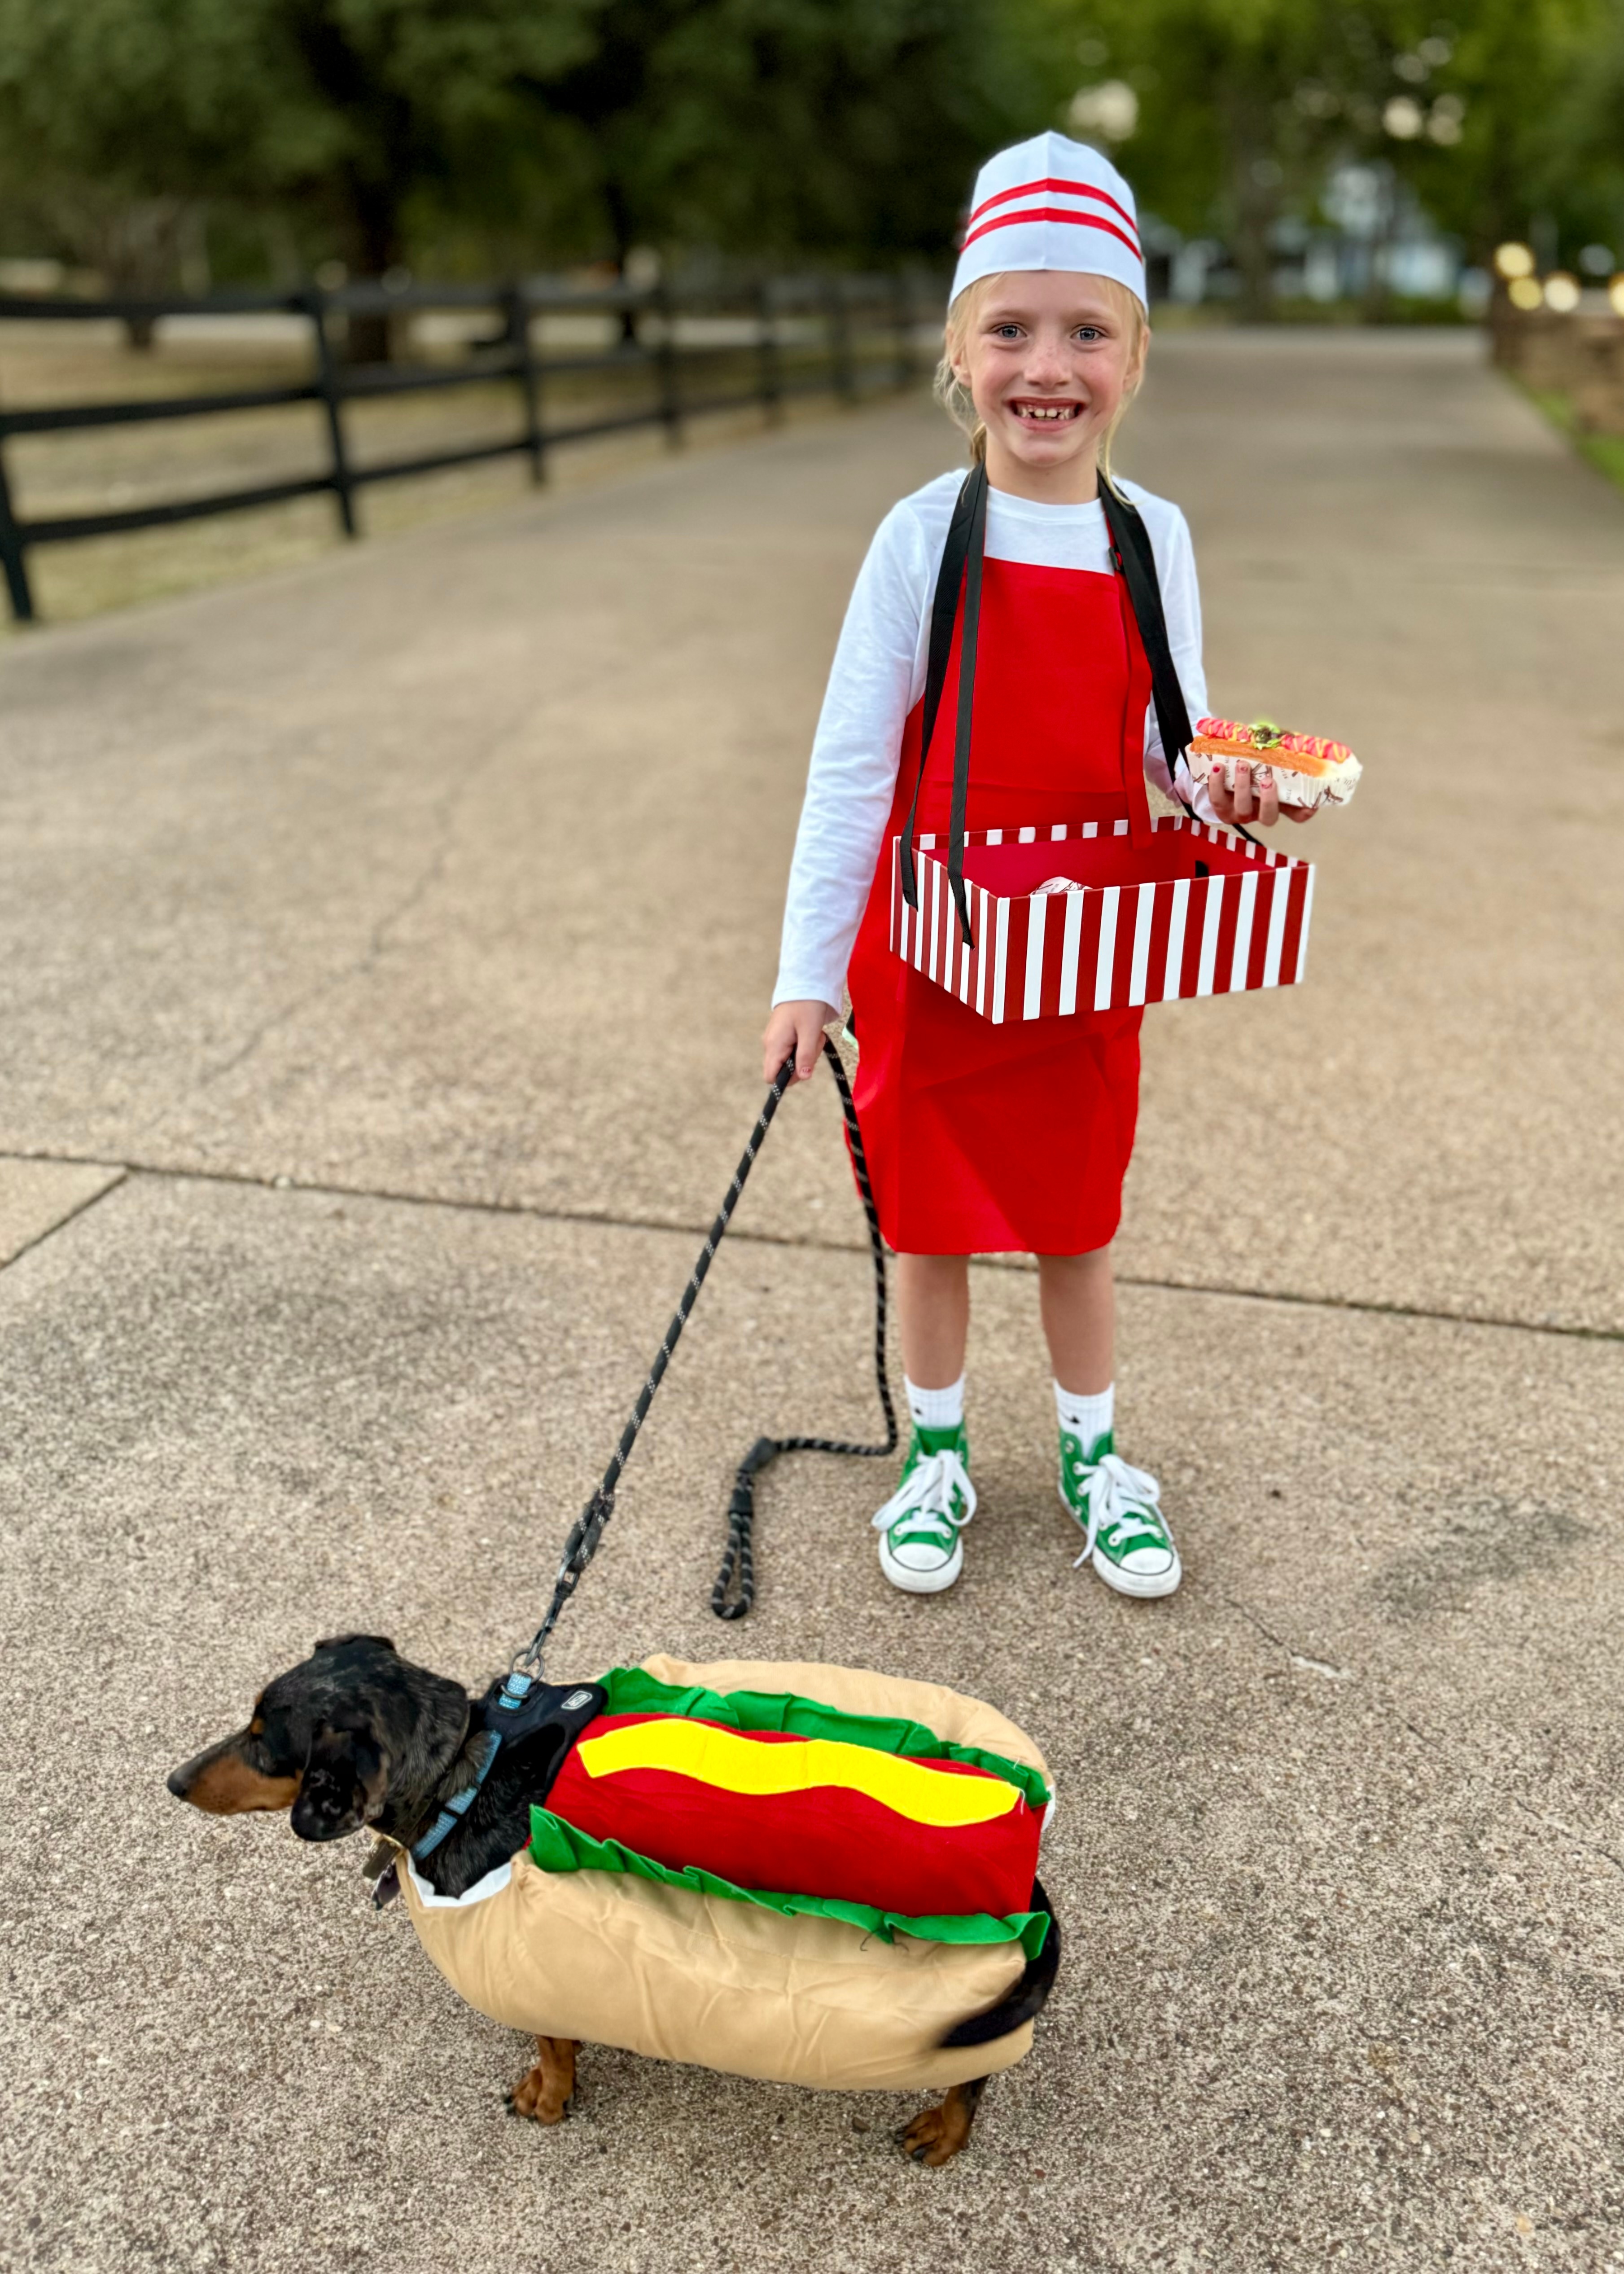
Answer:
[[876, 1253, 974, 1595], [1036, 1247, 1114, 1393], [1039, 1244, 1181, 1599], [896, 1253, 971, 1389]]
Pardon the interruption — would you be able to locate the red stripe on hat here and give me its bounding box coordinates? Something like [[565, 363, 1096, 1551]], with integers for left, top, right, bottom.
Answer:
[[967, 176, 1140, 246], [959, 206, 1142, 262]]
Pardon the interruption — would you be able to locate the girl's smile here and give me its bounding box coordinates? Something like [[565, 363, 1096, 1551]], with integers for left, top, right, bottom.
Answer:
[[951, 271, 1145, 503]]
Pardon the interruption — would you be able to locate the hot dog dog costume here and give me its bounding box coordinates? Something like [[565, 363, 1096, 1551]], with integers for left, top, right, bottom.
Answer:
[[775, 132, 1213, 1256], [401, 1657, 1054, 2092]]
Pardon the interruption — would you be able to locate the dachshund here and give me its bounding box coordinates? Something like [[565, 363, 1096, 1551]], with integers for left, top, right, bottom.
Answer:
[[167, 1633, 1060, 2164]]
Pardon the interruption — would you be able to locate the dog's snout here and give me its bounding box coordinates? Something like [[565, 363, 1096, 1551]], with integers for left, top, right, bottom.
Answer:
[[165, 1737, 300, 1814]]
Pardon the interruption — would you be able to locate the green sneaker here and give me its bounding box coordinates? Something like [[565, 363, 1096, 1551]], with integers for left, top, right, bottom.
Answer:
[[871, 1422, 976, 1594], [1059, 1429, 1181, 1598]]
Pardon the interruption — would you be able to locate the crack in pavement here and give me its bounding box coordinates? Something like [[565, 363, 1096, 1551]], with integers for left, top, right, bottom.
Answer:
[[1390, 1712, 1624, 1884], [0, 1148, 1619, 1352], [181, 693, 538, 1097], [1219, 1592, 1355, 1681], [0, 1167, 128, 1277], [1513, 1796, 1624, 1880]]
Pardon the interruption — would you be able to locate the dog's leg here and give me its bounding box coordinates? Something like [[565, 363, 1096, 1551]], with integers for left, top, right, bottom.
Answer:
[[898, 2075, 989, 2167], [506, 2036, 579, 2125]]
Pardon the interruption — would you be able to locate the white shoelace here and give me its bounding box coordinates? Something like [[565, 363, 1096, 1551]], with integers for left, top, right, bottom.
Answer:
[[1070, 1452, 1167, 1568], [872, 1448, 977, 1539]]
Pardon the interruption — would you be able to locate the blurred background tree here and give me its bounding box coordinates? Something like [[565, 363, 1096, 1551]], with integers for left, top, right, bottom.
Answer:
[[0, 0, 1620, 329], [0, 0, 1057, 309], [1043, 0, 1621, 316]]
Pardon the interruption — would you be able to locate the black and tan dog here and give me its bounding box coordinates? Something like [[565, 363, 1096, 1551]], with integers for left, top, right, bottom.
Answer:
[[168, 1633, 1060, 2164]]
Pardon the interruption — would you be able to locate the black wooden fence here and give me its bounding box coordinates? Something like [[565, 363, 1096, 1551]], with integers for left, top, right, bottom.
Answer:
[[0, 272, 930, 623]]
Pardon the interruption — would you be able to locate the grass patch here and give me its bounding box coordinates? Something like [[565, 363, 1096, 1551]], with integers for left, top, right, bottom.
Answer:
[[1520, 383, 1624, 496]]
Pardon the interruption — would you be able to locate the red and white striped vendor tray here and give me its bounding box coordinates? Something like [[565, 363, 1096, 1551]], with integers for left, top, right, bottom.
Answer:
[[891, 817, 1313, 1023]]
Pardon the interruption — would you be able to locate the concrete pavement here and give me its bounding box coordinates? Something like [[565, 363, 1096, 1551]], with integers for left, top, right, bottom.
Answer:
[[3, 331, 1623, 2274]]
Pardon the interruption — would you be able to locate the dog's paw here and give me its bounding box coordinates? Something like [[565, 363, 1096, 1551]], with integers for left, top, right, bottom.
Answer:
[[897, 2103, 969, 2168], [506, 2064, 571, 2125]]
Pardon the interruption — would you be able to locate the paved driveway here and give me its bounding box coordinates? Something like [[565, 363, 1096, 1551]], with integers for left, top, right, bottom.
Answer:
[[4, 330, 1621, 2273]]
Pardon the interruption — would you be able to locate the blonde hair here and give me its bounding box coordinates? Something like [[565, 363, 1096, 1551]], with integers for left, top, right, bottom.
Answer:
[[933, 272, 1148, 481]]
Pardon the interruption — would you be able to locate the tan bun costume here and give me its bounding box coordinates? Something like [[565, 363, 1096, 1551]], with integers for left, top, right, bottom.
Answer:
[[401, 1656, 1053, 2093]]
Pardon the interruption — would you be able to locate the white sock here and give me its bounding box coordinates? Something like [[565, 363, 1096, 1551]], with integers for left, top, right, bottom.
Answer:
[[906, 1374, 965, 1432], [1055, 1380, 1113, 1448]]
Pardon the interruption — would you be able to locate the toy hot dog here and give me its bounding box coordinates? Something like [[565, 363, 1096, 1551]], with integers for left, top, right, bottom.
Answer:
[[1189, 717, 1362, 810]]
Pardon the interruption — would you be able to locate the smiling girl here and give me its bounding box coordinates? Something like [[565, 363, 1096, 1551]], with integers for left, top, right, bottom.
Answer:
[[764, 134, 1314, 1602]]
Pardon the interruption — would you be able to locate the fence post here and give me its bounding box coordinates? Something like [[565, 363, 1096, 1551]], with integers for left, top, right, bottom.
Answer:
[[826, 276, 856, 404], [507, 285, 546, 484], [306, 287, 357, 537], [0, 426, 34, 623], [654, 285, 684, 448], [755, 280, 782, 425]]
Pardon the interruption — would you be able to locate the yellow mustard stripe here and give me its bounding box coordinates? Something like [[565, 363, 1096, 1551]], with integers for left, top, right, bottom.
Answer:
[[575, 1720, 1021, 1829]]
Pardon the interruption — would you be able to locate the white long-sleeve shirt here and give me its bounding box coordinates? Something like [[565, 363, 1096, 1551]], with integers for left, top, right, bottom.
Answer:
[[773, 471, 1212, 1010]]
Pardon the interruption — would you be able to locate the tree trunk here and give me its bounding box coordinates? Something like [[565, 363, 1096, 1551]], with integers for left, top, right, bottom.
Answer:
[[1221, 79, 1278, 323], [342, 174, 405, 366], [604, 177, 639, 346]]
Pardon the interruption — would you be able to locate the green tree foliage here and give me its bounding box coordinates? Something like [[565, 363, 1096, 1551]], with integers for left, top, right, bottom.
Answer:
[[1041, 0, 1619, 309], [0, 0, 598, 286], [530, 0, 1055, 267], [0, 0, 267, 292], [0, 0, 1058, 302]]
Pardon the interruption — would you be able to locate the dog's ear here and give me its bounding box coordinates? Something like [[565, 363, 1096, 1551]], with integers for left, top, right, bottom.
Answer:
[[168, 1730, 301, 1814], [314, 1633, 396, 1655], [289, 1723, 389, 1843]]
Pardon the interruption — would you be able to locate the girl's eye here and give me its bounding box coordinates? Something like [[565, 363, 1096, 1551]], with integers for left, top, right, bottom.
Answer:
[[1074, 326, 1106, 344], [990, 325, 1023, 341]]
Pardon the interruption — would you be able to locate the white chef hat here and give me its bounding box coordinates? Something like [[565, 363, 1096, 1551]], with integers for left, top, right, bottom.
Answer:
[[949, 131, 1146, 312]]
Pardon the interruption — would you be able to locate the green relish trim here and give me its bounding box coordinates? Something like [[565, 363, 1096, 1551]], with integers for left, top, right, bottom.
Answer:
[[525, 1667, 1051, 1958]]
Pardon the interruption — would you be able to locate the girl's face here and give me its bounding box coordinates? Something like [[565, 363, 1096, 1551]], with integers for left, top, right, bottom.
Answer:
[[952, 271, 1145, 496]]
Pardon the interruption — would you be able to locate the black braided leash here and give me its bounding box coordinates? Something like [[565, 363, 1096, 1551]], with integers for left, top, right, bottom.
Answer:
[[710, 1037, 897, 1619], [512, 1036, 895, 1675]]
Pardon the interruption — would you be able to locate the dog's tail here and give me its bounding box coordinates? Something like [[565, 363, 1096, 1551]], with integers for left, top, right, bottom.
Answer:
[[938, 1877, 1061, 2049]]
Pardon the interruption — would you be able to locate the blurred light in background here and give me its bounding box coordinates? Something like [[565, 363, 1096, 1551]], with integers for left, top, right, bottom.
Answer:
[[1068, 80, 1139, 144], [1610, 277, 1624, 318], [1542, 272, 1581, 313], [1494, 243, 1536, 280], [1507, 277, 1545, 311], [1426, 97, 1465, 147], [1383, 97, 1424, 140], [1579, 246, 1616, 277]]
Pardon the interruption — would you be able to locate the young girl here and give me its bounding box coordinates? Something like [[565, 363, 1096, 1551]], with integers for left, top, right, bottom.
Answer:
[[764, 133, 1314, 1601]]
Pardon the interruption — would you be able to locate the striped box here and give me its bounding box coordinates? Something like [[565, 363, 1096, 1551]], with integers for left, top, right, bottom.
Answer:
[[891, 817, 1313, 1023]]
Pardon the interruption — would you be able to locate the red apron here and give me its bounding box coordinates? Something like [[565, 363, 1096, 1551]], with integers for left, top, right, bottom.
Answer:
[[847, 552, 1155, 1256]]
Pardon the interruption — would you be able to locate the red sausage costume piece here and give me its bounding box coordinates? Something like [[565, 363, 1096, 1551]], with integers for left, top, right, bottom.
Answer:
[[846, 542, 1156, 1256], [546, 1709, 1043, 1922]]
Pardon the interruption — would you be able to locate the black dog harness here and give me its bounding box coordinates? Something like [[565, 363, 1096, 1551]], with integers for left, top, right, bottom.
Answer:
[[370, 1674, 606, 1902]]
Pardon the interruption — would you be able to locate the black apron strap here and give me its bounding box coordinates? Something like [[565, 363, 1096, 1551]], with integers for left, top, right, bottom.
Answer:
[[1103, 478, 1265, 843], [1098, 477, 1195, 815], [901, 466, 1235, 950], [898, 459, 986, 928], [944, 465, 988, 947]]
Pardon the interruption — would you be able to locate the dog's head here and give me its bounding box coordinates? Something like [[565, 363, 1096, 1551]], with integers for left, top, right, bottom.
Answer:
[[166, 1634, 470, 1844]]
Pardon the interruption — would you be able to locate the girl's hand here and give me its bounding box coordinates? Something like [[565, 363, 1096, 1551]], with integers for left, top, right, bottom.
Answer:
[[762, 999, 840, 1085], [1207, 760, 1316, 830]]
